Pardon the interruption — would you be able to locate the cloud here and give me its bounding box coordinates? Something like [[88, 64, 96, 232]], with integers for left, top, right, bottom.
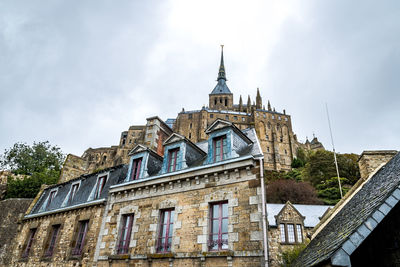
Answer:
[[0, 0, 399, 156]]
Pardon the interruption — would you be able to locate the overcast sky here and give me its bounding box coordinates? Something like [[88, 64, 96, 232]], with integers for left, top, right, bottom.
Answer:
[[1, 0, 399, 157]]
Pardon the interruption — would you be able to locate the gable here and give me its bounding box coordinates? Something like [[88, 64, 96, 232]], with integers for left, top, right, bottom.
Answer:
[[276, 202, 305, 224], [163, 133, 185, 146]]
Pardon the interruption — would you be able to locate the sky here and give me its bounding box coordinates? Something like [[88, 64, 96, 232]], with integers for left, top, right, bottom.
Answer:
[[1, 0, 399, 157]]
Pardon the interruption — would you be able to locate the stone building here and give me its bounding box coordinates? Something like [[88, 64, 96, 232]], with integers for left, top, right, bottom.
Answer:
[[59, 116, 172, 183], [60, 48, 323, 180], [266, 202, 332, 266], [93, 119, 267, 266], [293, 151, 400, 267], [10, 165, 128, 267]]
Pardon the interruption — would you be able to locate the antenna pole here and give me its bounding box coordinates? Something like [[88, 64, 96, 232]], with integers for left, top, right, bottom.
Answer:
[[325, 103, 343, 198]]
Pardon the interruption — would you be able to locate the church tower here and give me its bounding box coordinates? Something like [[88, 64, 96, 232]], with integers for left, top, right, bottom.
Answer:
[[209, 45, 233, 110]]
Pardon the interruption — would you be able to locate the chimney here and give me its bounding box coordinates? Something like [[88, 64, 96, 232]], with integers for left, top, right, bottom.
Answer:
[[358, 150, 398, 180]]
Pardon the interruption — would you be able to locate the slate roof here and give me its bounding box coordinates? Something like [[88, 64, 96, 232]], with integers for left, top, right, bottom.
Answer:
[[293, 152, 400, 266], [28, 164, 128, 216], [210, 79, 232, 95], [267, 204, 333, 228]]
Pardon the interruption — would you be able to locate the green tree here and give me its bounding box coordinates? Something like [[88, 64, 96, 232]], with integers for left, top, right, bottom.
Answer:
[[303, 150, 360, 187], [316, 177, 351, 205], [0, 141, 65, 198]]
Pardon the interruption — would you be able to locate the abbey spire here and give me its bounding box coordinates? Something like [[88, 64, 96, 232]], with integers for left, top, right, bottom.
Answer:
[[217, 45, 227, 81]]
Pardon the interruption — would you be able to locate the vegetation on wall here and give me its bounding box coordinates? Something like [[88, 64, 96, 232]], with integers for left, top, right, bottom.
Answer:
[[0, 141, 65, 198], [266, 148, 360, 205]]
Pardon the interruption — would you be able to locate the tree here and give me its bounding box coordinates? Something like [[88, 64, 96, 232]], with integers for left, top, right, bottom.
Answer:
[[0, 141, 65, 198], [303, 150, 360, 187], [316, 177, 351, 205], [266, 179, 322, 204]]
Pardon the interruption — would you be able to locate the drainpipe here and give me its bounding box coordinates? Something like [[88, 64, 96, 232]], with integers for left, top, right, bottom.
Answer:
[[259, 158, 269, 267]]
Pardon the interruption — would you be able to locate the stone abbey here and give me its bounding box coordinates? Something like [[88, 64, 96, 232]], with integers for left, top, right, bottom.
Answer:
[[60, 47, 323, 182]]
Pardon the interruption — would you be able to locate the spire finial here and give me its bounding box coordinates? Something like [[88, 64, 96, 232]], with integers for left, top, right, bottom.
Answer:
[[217, 45, 226, 81]]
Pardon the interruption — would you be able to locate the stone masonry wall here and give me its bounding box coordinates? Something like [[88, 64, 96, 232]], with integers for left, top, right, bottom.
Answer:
[[95, 163, 264, 267], [358, 150, 397, 180], [11, 204, 104, 267], [0, 198, 33, 267]]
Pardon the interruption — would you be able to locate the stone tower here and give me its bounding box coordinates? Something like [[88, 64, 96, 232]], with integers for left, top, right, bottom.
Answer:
[[208, 45, 234, 110]]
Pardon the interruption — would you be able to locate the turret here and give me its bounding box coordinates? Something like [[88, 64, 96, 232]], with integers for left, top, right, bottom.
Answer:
[[256, 88, 262, 109]]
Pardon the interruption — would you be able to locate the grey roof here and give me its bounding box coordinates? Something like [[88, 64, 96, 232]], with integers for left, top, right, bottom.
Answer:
[[294, 152, 400, 267], [267, 203, 333, 228], [29, 165, 128, 216], [210, 79, 232, 95]]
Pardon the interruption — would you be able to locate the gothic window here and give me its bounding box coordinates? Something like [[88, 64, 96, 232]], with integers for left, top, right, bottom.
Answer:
[[209, 202, 228, 251], [94, 175, 107, 199], [44, 225, 60, 257], [213, 135, 227, 162], [130, 158, 142, 181], [72, 220, 89, 256], [116, 214, 134, 254], [21, 228, 37, 258], [279, 223, 303, 244], [157, 209, 174, 253], [168, 148, 179, 172]]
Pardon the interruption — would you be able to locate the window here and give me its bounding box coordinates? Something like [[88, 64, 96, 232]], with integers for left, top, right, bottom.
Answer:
[[213, 135, 227, 162], [189, 133, 192, 139], [68, 183, 80, 204], [272, 115, 275, 119], [94, 175, 107, 199], [279, 224, 286, 243], [280, 136, 283, 142], [130, 158, 142, 181], [233, 116, 237, 120], [116, 214, 134, 254], [44, 225, 60, 257], [285, 117, 288, 121], [296, 224, 303, 242], [188, 114, 192, 119], [285, 149, 287, 155], [242, 117, 245, 122], [209, 202, 228, 250], [279, 116, 281, 120], [263, 113, 266, 118], [22, 228, 37, 258], [266, 134, 269, 140], [210, 114, 214, 118], [267, 147, 270, 152], [167, 148, 179, 172], [225, 115, 229, 120], [219, 98, 222, 104], [157, 209, 174, 252], [46, 190, 57, 209], [279, 223, 303, 244], [189, 123, 192, 129], [214, 99, 217, 105], [224, 98, 227, 106], [72, 220, 89, 256]]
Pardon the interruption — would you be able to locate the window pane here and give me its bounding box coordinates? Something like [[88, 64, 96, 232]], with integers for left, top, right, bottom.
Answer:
[[222, 203, 228, 217], [170, 210, 175, 222], [221, 219, 228, 233], [296, 224, 303, 242], [212, 220, 219, 234], [280, 224, 286, 243], [213, 205, 219, 218], [287, 224, 295, 243], [169, 224, 173, 237]]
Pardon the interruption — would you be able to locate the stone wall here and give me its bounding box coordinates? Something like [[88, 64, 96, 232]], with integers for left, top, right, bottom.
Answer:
[[95, 159, 264, 267], [0, 198, 33, 267], [11, 204, 104, 267], [358, 150, 397, 180]]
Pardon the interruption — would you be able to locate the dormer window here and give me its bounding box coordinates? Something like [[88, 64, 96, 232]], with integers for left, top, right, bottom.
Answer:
[[68, 183, 80, 204], [130, 158, 142, 181], [213, 135, 227, 162], [46, 189, 57, 209], [94, 175, 107, 199], [168, 148, 179, 172]]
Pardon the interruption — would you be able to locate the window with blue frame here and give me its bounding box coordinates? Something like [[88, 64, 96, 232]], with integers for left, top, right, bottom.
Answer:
[[129, 158, 142, 181], [213, 135, 227, 162], [167, 148, 179, 172]]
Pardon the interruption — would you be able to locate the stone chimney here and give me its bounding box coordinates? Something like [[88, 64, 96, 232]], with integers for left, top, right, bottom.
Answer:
[[358, 150, 398, 180]]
